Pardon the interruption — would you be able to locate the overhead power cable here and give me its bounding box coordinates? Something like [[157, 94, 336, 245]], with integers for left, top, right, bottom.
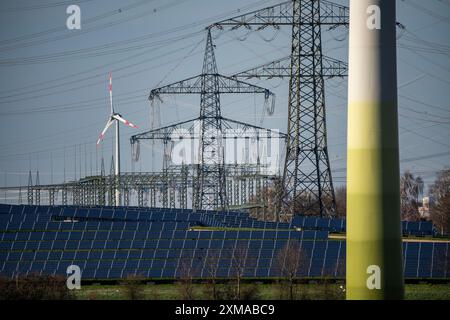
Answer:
[[0, 0, 185, 52], [0, 0, 275, 97], [0, 0, 156, 46], [0, 0, 94, 13]]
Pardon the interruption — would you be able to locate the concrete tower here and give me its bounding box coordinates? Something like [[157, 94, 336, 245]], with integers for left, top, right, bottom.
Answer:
[[346, 0, 404, 299]]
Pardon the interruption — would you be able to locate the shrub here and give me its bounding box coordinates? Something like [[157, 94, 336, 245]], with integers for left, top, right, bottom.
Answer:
[[120, 275, 145, 300], [0, 274, 74, 300]]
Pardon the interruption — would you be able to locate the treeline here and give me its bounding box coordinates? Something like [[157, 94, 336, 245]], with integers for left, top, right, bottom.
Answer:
[[249, 168, 450, 235], [334, 168, 450, 235]]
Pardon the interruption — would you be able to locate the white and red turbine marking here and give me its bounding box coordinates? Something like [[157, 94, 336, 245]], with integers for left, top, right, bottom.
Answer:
[[113, 114, 139, 129], [96, 119, 114, 145], [109, 72, 113, 114], [96, 72, 139, 146]]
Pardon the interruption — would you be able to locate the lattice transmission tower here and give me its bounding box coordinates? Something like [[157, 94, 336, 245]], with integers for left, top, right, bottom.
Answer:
[[131, 29, 284, 211], [211, 0, 349, 218]]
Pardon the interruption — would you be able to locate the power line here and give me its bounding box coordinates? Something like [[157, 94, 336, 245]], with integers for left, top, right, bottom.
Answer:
[[0, 0, 94, 13], [0, 0, 184, 52], [0, 25, 283, 108], [0, 1, 276, 99], [402, 0, 450, 23], [0, 0, 273, 53], [0, 0, 155, 46], [399, 94, 450, 115], [0, 28, 203, 66]]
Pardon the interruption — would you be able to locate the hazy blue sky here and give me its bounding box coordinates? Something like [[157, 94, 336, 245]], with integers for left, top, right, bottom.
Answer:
[[0, 0, 449, 198]]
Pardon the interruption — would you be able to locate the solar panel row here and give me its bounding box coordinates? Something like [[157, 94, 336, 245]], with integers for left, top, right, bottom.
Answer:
[[291, 215, 435, 236], [1, 204, 432, 236], [1, 228, 327, 239], [1, 241, 448, 279], [0, 204, 447, 280]]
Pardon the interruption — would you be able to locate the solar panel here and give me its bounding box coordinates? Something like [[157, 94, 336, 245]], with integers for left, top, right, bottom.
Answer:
[[69, 231, 83, 241], [94, 231, 108, 240], [39, 240, 54, 250], [431, 242, 448, 278], [104, 240, 119, 250], [23, 206, 38, 215], [111, 221, 125, 231], [48, 250, 62, 261], [74, 209, 88, 218], [92, 240, 106, 249], [146, 231, 159, 239], [197, 240, 210, 249], [132, 240, 145, 249], [0, 204, 11, 214], [56, 232, 70, 240], [125, 259, 139, 269], [128, 250, 142, 259], [108, 268, 123, 279], [36, 206, 50, 215], [149, 269, 162, 278], [88, 250, 103, 262], [95, 268, 110, 279], [81, 269, 95, 279], [6, 251, 22, 261], [210, 231, 224, 239], [60, 251, 75, 260], [25, 240, 41, 250], [2, 204, 448, 281], [42, 232, 57, 241], [417, 242, 433, 278], [106, 231, 120, 240]]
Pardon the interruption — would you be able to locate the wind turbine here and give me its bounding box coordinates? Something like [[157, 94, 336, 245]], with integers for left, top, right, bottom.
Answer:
[[96, 73, 139, 206]]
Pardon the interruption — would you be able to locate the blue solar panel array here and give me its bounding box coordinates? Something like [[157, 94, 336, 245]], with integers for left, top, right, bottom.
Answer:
[[291, 215, 436, 236], [0, 204, 448, 280]]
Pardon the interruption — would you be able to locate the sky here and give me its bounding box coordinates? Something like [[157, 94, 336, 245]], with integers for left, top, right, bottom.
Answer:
[[0, 0, 449, 200]]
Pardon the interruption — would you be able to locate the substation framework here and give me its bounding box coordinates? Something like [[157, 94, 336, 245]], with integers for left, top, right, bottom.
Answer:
[[10, 164, 278, 217], [2, 0, 350, 220], [131, 29, 285, 212]]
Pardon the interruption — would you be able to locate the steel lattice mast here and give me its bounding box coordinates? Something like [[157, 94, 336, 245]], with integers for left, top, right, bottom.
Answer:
[[133, 29, 279, 211], [195, 29, 227, 211], [210, 0, 349, 218]]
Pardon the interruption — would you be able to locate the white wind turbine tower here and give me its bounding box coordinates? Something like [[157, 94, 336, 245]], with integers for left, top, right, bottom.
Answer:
[[97, 73, 139, 206]]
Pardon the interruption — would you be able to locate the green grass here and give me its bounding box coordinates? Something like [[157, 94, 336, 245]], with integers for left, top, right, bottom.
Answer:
[[405, 284, 450, 300], [74, 283, 450, 300]]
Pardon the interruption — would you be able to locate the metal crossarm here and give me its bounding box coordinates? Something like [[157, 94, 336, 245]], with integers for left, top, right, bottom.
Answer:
[[231, 55, 347, 79], [210, 0, 348, 27], [209, 0, 350, 218]]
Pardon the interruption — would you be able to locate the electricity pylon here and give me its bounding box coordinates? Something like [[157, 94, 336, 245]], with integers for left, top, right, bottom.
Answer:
[[131, 29, 284, 211], [211, 0, 349, 218]]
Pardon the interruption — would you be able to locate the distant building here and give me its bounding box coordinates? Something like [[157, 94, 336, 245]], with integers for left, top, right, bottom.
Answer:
[[418, 196, 430, 219]]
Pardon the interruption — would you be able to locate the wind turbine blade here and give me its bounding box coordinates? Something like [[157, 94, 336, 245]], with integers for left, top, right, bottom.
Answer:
[[109, 72, 113, 114], [113, 114, 139, 129], [96, 119, 114, 145]]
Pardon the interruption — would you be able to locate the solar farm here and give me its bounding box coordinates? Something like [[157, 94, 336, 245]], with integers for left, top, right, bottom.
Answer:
[[1, 204, 448, 281], [0, 0, 450, 305]]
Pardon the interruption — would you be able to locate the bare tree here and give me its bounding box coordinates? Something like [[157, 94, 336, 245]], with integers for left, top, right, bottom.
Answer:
[[249, 185, 279, 221], [429, 169, 450, 235], [320, 261, 344, 300], [275, 240, 306, 300], [177, 252, 196, 300], [334, 186, 347, 218], [229, 243, 249, 300], [434, 246, 449, 279], [120, 274, 144, 300], [204, 249, 221, 300], [400, 170, 424, 221], [336, 256, 345, 279]]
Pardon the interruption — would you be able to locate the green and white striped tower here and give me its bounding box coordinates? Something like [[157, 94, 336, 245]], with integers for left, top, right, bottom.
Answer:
[[346, 0, 404, 299]]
